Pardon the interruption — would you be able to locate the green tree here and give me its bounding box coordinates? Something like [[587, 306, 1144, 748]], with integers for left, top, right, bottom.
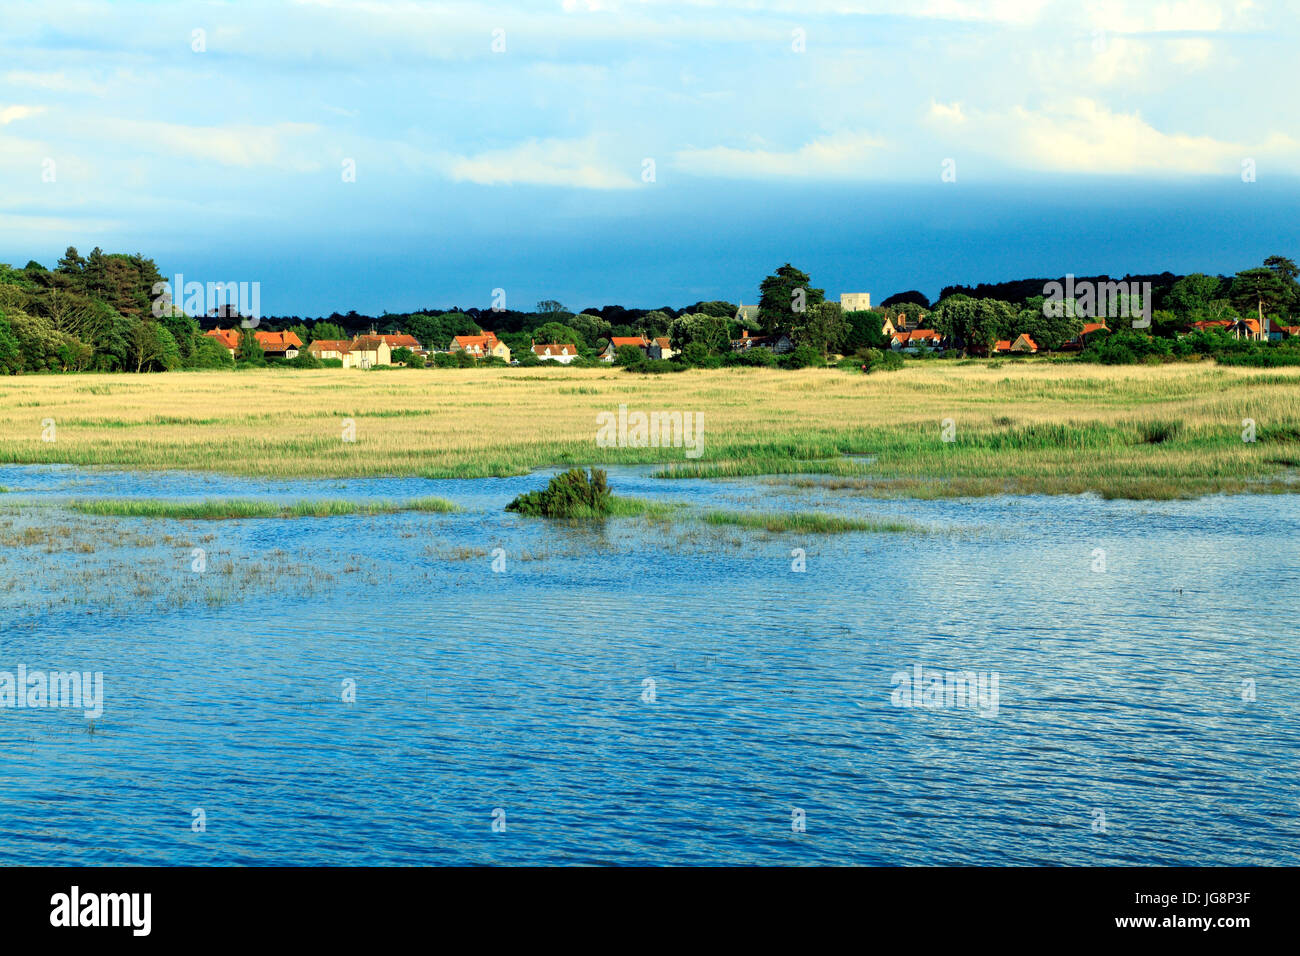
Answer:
[[160, 311, 200, 363], [569, 311, 612, 346], [842, 311, 887, 351], [1165, 273, 1224, 318], [614, 344, 646, 368], [236, 329, 265, 365], [131, 321, 181, 372], [758, 264, 824, 335], [7, 310, 68, 371], [1231, 266, 1291, 328], [190, 335, 235, 369], [310, 321, 347, 342], [931, 295, 1016, 355], [683, 300, 737, 319], [0, 313, 21, 374], [667, 312, 731, 353], [533, 321, 584, 348], [56, 246, 86, 277], [1019, 297, 1085, 351], [791, 301, 848, 357]]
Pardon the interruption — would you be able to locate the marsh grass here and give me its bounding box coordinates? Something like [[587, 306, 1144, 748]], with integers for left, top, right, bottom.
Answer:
[[3, 364, 1300, 498], [64, 497, 460, 520], [702, 509, 921, 534]]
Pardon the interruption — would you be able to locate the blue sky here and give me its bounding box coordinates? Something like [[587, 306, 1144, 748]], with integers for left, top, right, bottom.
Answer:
[[1, 0, 1298, 314]]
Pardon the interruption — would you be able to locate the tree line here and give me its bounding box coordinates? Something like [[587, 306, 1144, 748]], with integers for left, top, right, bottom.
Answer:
[[2, 247, 1298, 374]]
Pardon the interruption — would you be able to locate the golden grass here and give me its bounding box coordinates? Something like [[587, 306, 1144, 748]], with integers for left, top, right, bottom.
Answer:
[[1, 362, 1299, 497]]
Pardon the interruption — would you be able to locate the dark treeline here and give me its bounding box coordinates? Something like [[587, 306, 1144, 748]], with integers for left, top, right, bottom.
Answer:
[[940, 272, 1183, 306]]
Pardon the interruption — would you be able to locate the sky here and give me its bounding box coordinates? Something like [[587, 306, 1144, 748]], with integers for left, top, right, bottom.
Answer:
[[1, 0, 1298, 315]]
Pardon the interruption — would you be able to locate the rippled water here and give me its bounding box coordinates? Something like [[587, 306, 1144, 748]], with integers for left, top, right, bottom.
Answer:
[[1, 464, 1297, 865]]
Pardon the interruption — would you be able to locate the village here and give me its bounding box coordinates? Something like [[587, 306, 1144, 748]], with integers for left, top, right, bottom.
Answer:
[[201, 291, 1130, 368]]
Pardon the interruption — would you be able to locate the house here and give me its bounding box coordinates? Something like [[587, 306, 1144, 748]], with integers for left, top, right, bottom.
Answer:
[[306, 335, 392, 368], [254, 330, 302, 359], [1261, 318, 1300, 341], [729, 329, 794, 354], [647, 337, 675, 360], [1186, 320, 1233, 334], [1229, 318, 1264, 341], [450, 331, 511, 362], [1061, 322, 1109, 351], [377, 333, 423, 352], [993, 333, 1038, 354], [204, 327, 240, 357], [839, 293, 872, 312], [880, 312, 927, 337], [349, 335, 393, 368], [600, 336, 651, 361], [532, 343, 579, 364], [889, 329, 942, 352], [306, 339, 353, 364]]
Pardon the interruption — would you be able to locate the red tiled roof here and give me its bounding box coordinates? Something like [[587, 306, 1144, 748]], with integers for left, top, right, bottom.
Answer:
[[308, 339, 352, 353], [254, 330, 302, 350], [892, 329, 941, 343], [204, 328, 240, 350], [1080, 322, 1108, 335], [609, 336, 649, 348], [378, 334, 421, 349], [453, 332, 500, 352], [532, 343, 578, 357]]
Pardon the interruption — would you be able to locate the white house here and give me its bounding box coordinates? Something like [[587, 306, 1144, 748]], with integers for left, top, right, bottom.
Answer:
[[532, 343, 579, 364]]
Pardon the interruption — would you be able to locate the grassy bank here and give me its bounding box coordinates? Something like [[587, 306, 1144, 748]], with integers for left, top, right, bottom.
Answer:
[[1, 364, 1299, 498], [702, 509, 920, 534], [62, 497, 459, 520]]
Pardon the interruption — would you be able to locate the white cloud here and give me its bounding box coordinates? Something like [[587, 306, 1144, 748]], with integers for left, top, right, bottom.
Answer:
[[673, 131, 886, 179], [1082, 0, 1231, 32], [929, 100, 967, 123], [106, 121, 324, 170], [930, 96, 1298, 174], [0, 105, 44, 125], [1168, 37, 1215, 66], [5, 71, 109, 96], [443, 137, 639, 189]]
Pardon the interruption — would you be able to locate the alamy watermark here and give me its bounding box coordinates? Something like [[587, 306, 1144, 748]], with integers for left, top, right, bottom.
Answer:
[[1043, 274, 1151, 329], [1, 665, 104, 719], [890, 664, 999, 717], [596, 404, 704, 458], [151, 274, 261, 327]]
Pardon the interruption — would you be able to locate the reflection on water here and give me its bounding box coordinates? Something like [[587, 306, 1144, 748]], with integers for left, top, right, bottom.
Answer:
[[1, 464, 1297, 865]]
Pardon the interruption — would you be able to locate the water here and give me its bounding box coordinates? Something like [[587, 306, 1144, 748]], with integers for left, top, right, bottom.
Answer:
[[1, 464, 1297, 865]]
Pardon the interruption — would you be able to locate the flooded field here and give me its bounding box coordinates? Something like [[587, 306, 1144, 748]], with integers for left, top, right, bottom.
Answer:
[[1, 464, 1297, 864]]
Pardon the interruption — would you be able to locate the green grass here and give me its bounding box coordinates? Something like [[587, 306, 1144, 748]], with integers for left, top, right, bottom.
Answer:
[[702, 509, 921, 534], [63, 497, 460, 520]]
